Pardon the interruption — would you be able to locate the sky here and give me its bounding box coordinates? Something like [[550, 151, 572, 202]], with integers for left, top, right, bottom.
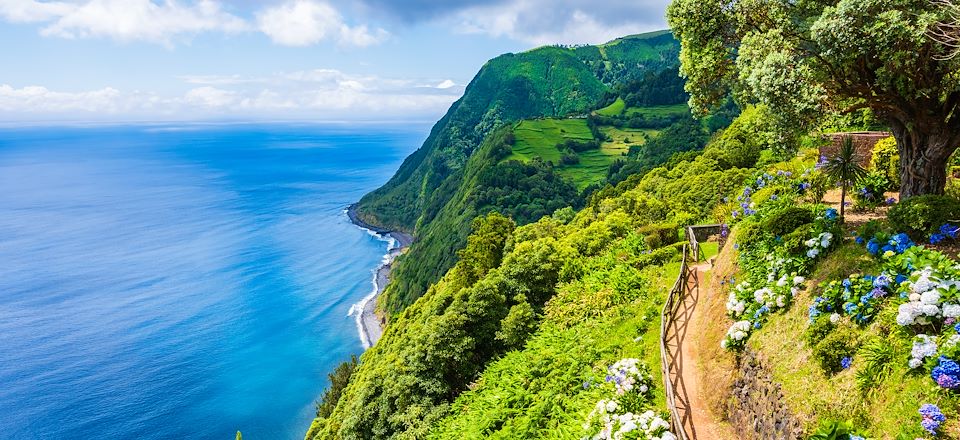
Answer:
[[0, 0, 671, 122]]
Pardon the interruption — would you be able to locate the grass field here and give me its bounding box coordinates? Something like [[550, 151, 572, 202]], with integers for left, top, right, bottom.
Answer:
[[599, 126, 657, 154], [594, 97, 625, 116], [507, 118, 626, 190], [624, 103, 689, 118], [507, 118, 593, 164]]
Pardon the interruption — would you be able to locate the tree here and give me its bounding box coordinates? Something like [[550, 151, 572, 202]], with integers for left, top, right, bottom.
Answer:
[[667, 0, 960, 197], [823, 137, 868, 220]]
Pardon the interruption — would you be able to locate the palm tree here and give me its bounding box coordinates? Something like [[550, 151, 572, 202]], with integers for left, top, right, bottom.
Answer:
[[822, 136, 868, 221]]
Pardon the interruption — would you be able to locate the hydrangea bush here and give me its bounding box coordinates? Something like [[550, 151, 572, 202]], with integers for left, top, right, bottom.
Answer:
[[721, 201, 837, 351], [809, 273, 896, 325], [582, 359, 675, 440]]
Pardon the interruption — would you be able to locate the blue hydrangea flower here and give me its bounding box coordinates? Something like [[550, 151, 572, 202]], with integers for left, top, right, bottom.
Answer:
[[920, 403, 946, 435], [824, 208, 838, 220], [931, 233, 946, 244], [931, 357, 960, 389], [942, 223, 959, 239], [841, 357, 852, 369], [866, 239, 880, 255]]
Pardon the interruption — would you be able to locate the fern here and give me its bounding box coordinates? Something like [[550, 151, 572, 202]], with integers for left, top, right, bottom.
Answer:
[[854, 337, 895, 393]]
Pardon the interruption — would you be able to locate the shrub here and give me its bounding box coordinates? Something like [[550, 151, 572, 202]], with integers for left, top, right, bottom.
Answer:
[[855, 220, 888, 244], [869, 136, 900, 190], [560, 151, 580, 165], [887, 195, 960, 237], [811, 324, 860, 374], [852, 172, 889, 211], [635, 245, 680, 269], [804, 171, 831, 204], [761, 206, 814, 237], [637, 223, 679, 249], [805, 316, 836, 349], [809, 420, 861, 440], [315, 355, 358, 418], [734, 217, 765, 247]]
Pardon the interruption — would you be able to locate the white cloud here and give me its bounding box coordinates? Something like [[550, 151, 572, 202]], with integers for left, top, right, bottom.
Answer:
[[0, 0, 73, 22], [0, 69, 465, 121], [0, 84, 125, 112], [0, 0, 387, 47], [184, 86, 238, 107], [449, 0, 666, 45], [256, 0, 387, 47], [26, 0, 248, 44]]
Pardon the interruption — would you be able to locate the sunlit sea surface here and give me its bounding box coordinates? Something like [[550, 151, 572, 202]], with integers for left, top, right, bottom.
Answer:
[[0, 123, 425, 439]]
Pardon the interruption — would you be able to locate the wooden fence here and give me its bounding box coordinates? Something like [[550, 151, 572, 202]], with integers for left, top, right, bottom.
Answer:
[[659, 224, 720, 439]]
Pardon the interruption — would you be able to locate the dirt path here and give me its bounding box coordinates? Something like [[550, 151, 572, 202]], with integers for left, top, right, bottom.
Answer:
[[672, 261, 737, 440]]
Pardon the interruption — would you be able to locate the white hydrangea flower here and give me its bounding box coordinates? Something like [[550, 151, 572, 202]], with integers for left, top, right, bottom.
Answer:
[[920, 290, 941, 305], [922, 304, 941, 316], [829, 313, 840, 324], [807, 248, 820, 258], [945, 304, 960, 318], [820, 232, 833, 248]]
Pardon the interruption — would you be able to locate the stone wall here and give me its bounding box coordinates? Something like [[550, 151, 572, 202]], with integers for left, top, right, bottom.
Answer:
[[818, 131, 891, 167], [726, 350, 805, 440]]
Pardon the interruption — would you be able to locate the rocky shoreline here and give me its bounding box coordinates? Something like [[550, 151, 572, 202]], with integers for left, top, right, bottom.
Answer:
[[347, 204, 412, 348]]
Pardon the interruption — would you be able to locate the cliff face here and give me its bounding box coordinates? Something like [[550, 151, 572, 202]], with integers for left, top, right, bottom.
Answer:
[[357, 32, 682, 316]]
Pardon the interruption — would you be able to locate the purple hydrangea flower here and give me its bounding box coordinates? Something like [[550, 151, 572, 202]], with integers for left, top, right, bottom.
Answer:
[[931, 357, 960, 389], [920, 403, 946, 435]]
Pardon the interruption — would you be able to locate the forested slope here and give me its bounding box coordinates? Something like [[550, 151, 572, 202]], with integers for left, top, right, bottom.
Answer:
[[358, 32, 685, 317]]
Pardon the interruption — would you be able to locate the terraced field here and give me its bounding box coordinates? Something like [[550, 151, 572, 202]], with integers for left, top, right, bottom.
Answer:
[[624, 103, 689, 118], [507, 118, 645, 189], [595, 97, 626, 116], [507, 118, 593, 163]]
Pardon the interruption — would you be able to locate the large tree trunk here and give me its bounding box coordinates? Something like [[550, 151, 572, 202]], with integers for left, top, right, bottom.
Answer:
[[886, 117, 958, 198]]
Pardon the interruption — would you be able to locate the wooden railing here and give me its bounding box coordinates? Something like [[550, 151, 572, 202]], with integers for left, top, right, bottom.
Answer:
[[660, 224, 721, 439], [659, 243, 692, 440]]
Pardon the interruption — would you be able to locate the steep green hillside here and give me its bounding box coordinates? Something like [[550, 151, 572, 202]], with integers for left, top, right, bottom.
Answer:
[[354, 47, 608, 233], [306, 147, 756, 440], [360, 32, 685, 317]]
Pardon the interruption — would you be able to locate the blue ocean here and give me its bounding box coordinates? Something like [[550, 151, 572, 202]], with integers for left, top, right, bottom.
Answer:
[[0, 123, 425, 439]]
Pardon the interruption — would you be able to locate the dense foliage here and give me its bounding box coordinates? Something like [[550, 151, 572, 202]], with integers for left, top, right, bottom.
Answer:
[[359, 33, 686, 315], [667, 0, 960, 196], [307, 135, 756, 439]]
